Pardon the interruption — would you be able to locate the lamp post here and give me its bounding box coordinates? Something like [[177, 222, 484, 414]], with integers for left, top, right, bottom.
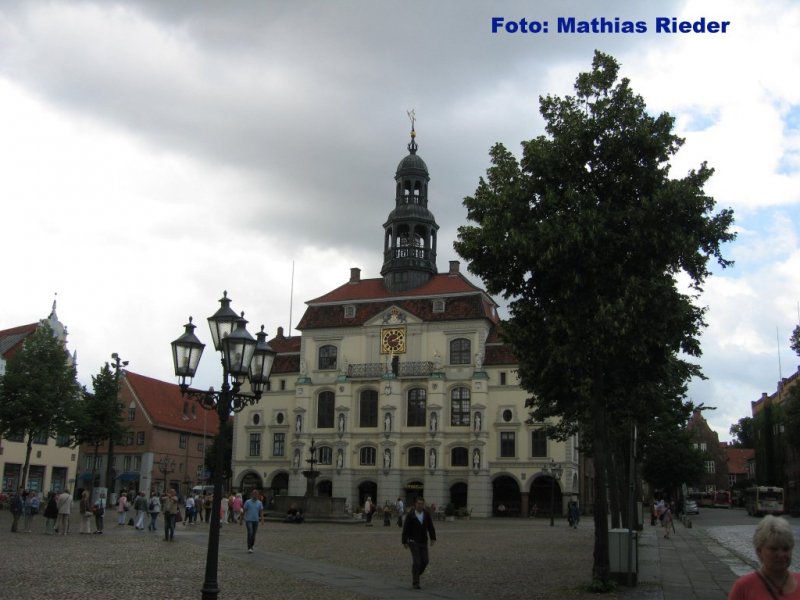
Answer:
[[543, 459, 563, 527], [171, 291, 275, 600], [157, 455, 176, 494], [107, 352, 128, 506]]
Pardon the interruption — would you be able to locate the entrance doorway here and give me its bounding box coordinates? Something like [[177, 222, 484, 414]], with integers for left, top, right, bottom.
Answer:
[[492, 476, 521, 516]]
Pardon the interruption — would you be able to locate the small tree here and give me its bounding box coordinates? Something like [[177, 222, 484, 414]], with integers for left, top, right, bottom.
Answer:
[[0, 324, 80, 490], [68, 363, 127, 489]]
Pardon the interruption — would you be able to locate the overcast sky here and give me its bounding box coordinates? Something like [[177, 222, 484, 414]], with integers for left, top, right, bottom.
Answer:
[[2, 0, 798, 442]]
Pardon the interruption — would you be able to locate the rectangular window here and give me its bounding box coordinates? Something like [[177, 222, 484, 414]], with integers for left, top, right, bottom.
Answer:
[[699, 442, 707, 452], [84, 455, 94, 470], [531, 430, 548, 457], [272, 433, 285, 457], [500, 372, 507, 385], [56, 433, 70, 447], [133, 456, 141, 471], [360, 447, 376, 466], [123, 455, 132, 471], [32, 431, 48, 445], [125, 432, 135, 446], [318, 446, 332, 465], [250, 433, 261, 457], [128, 407, 136, 421], [500, 432, 516, 458], [705, 460, 715, 474], [136, 431, 145, 445], [179, 433, 188, 449], [6, 431, 24, 443], [450, 388, 471, 426]]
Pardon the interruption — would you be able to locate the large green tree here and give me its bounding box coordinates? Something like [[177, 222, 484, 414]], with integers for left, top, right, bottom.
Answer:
[[68, 363, 127, 489], [0, 324, 80, 490], [455, 51, 734, 587]]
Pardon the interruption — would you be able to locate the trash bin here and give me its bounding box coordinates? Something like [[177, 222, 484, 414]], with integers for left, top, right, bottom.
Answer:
[[608, 528, 637, 585]]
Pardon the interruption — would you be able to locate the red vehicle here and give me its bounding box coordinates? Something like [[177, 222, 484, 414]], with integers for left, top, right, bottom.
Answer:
[[713, 490, 731, 508]]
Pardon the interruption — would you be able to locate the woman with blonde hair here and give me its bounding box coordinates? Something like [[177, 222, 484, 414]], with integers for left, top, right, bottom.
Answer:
[[729, 515, 798, 599]]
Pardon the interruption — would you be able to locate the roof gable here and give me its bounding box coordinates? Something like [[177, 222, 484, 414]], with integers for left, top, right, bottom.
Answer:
[[122, 371, 220, 434]]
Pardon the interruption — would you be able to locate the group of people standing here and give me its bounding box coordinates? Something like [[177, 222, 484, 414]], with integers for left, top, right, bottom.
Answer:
[[8, 488, 82, 535]]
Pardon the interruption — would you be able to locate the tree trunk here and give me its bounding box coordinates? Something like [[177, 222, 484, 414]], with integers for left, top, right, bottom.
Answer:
[[606, 446, 621, 529], [591, 394, 610, 586], [21, 432, 34, 490]]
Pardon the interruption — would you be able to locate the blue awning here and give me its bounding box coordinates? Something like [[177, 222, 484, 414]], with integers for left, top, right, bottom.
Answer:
[[116, 472, 140, 481]]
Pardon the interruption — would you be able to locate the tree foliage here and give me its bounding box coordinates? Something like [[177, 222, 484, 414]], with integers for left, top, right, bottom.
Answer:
[[728, 416, 755, 448], [454, 51, 735, 585], [0, 324, 80, 488], [67, 363, 127, 486]]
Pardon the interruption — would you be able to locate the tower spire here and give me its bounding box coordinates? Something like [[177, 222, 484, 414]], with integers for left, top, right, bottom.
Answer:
[[406, 109, 417, 154]]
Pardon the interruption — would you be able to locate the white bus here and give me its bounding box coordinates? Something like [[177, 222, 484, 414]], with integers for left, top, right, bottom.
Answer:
[[744, 486, 784, 516]]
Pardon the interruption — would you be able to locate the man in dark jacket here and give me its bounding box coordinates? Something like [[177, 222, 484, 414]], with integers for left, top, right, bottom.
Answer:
[[401, 496, 437, 589], [10, 490, 24, 532]]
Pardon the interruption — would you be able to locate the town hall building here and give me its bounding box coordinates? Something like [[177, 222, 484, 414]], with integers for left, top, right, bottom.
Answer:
[[230, 128, 580, 518]]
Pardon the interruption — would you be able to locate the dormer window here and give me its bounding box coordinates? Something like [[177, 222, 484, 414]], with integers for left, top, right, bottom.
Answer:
[[432, 299, 445, 313], [344, 305, 356, 319]]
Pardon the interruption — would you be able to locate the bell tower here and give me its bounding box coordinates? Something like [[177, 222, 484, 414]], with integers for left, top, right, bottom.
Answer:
[[381, 113, 439, 292]]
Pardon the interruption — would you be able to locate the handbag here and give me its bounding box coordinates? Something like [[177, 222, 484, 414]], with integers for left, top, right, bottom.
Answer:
[[756, 572, 781, 600]]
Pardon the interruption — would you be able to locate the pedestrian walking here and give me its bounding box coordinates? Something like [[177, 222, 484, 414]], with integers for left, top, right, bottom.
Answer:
[[568, 501, 580, 529], [220, 493, 229, 526], [395, 497, 405, 528], [133, 491, 148, 529], [383, 500, 392, 526], [203, 493, 212, 524], [9, 489, 23, 533], [729, 515, 798, 599], [364, 496, 374, 526], [661, 505, 674, 539], [79, 490, 93, 534], [232, 492, 243, 525], [243, 490, 263, 553], [161, 488, 178, 541], [23, 490, 40, 532], [184, 494, 195, 525], [401, 496, 437, 590], [148, 492, 161, 531], [56, 488, 72, 535], [43, 491, 58, 535], [93, 493, 106, 534], [116, 492, 128, 526]]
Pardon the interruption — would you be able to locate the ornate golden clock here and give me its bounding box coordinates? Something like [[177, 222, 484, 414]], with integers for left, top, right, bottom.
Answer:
[[380, 327, 406, 354]]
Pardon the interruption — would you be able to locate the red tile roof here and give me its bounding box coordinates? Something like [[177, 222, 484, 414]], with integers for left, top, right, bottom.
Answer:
[[725, 447, 754, 475], [306, 272, 493, 304], [0, 323, 38, 360], [122, 371, 220, 434]]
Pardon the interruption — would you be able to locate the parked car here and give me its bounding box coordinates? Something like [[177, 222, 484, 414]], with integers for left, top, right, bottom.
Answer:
[[684, 499, 699, 515]]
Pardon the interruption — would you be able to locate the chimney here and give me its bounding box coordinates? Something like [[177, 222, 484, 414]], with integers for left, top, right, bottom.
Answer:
[[448, 260, 460, 275], [277, 326, 284, 338], [350, 267, 361, 283]]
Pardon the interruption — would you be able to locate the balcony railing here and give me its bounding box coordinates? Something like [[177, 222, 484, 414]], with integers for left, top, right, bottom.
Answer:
[[347, 361, 435, 379]]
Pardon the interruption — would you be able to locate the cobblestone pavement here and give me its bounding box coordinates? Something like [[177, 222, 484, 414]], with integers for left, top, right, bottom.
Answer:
[[0, 510, 646, 600], [701, 524, 800, 574]]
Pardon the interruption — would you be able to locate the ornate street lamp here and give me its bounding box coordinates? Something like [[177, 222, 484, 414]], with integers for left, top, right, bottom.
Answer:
[[171, 291, 275, 600], [543, 459, 564, 527]]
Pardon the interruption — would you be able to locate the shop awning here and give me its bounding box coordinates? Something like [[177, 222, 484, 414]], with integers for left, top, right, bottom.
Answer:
[[116, 472, 140, 481], [78, 472, 95, 481]]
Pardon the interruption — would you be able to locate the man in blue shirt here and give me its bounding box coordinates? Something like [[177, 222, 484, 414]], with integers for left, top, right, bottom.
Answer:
[[401, 496, 437, 589], [243, 490, 264, 553]]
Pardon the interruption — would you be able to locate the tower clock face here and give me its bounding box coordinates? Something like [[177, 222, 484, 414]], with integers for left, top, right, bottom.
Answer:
[[381, 327, 406, 354]]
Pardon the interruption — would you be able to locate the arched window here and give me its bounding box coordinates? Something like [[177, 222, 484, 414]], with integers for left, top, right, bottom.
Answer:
[[317, 391, 335, 428], [408, 446, 426, 466], [407, 388, 427, 427], [450, 338, 471, 365], [451, 447, 469, 467], [360, 446, 377, 466], [318, 345, 337, 370], [360, 389, 378, 428], [450, 387, 471, 426]]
